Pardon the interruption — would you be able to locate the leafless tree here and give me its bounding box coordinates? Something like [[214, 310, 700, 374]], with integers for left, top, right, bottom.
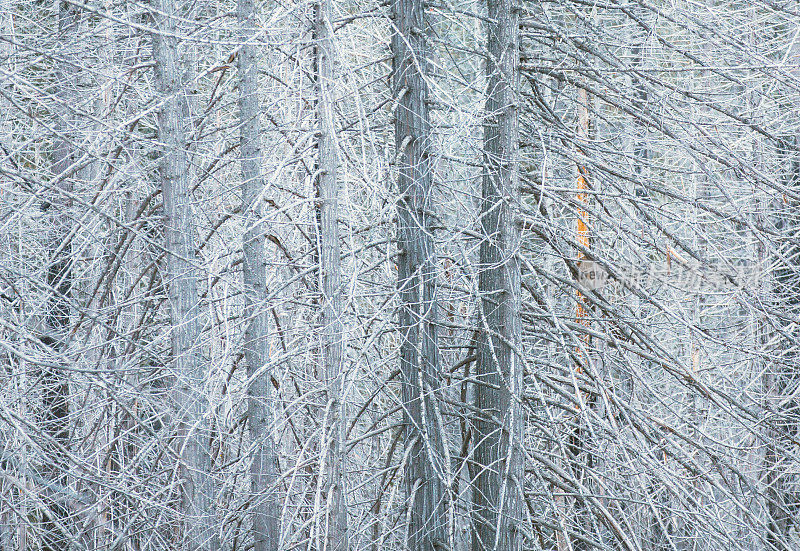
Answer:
[[471, 0, 525, 549], [391, 0, 449, 548], [314, 0, 349, 548], [35, 2, 82, 548], [152, 0, 217, 546], [237, 0, 280, 548], [1, 0, 799, 549]]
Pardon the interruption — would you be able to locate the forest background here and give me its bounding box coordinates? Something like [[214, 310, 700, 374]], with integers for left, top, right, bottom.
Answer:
[[0, 0, 798, 549]]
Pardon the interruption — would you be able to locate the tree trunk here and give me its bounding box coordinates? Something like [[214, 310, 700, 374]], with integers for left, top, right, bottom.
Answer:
[[37, 2, 81, 548], [236, 0, 279, 549], [471, 0, 524, 548], [314, 1, 349, 550], [391, 0, 447, 548], [569, 84, 596, 551], [152, 1, 217, 547], [764, 134, 799, 551]]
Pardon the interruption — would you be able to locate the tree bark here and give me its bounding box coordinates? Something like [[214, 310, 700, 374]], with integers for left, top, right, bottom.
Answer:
[[314, 1, 349, 550], [236, 0, 280, 549], [152, 1, 217, 548], [764, 134, 799, 551], [37, 2, 81, 548], [391, 0, 447, 548], [471, 0, 524, 548]]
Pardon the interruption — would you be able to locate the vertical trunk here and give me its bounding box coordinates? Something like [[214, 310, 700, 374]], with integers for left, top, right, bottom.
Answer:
[[37, 2, 80, 548], [569, 85, 594, 551], [39, 182, 73, 551], [151, 2, 217, 548], [764, 134, 799, 551], [236, 0, 279, 549], [0, 31, 10, 551], [314, 2, 348, 550], [631, 31, 671, 551], [630, 41, 651, 207], [391, 0, 447, 548], [471, 0, 523, 549], [762, 37, 800, 551]]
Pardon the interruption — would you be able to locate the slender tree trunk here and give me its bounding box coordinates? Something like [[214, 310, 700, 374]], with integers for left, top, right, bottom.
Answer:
[[762, 35, 800, 551], [0, 24, 10, 550], [630, 30, 672, 551], [471, 0, 523, 548], [569, 84, 596, 551], [630, 41, 651, 207], [236, 0, 279, 549], [37, 2, 81, 548], [764, 134, 799, 551], [39, 154, 73, 551], [391, 0, 447, 548], [152, 2, 217, 548], [314, 2, 349, 549]]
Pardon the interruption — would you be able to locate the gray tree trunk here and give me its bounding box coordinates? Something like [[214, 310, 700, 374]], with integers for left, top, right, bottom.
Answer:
[[471, 0, 524, 549], [37, 2, 81, 549], [152, 1, 217, 548], [391, 0, 447, 548], [764, 134, 799, 551], [236, 0, 279, 549], [314, 2, 349, 550]]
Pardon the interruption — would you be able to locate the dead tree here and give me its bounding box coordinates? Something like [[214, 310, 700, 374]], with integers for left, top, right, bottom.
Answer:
[[313, 1, 349, 549], [471, 0, 524, 548], [237, 0, 280, 548], [152, 0, 217, 547], [36, 2, 82, 548], [391, 0, 447, 547], [765, 134, 800, 551]]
